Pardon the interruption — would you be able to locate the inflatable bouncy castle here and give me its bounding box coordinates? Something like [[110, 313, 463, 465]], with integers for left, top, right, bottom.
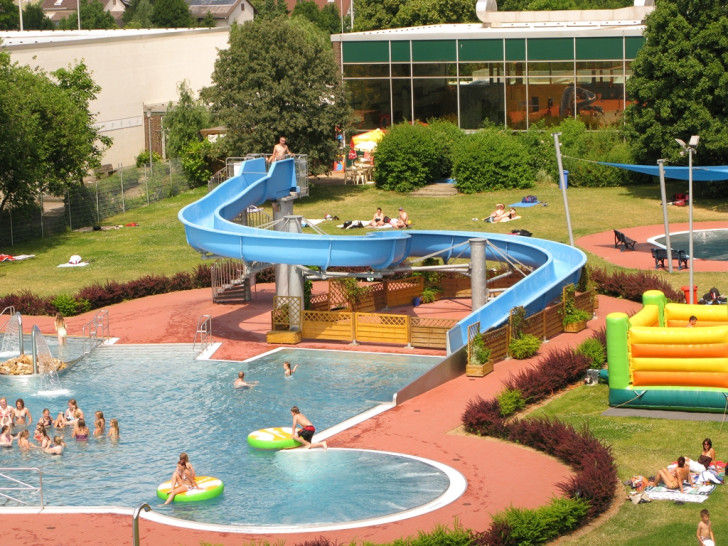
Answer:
[[607, 290, 728, 412]]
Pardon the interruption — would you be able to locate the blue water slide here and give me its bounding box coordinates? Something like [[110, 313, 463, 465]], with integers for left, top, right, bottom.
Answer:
[[179, 157, 586, 354]]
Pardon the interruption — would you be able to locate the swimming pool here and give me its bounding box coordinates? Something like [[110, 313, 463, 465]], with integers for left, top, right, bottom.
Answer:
[[650, 229, 728, 261], [0, 343, 462, 528]]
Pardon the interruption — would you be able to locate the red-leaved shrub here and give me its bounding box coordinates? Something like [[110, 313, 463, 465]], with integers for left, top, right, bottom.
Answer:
[[0, 290, 55, 315], [589, 266, 683, 302]]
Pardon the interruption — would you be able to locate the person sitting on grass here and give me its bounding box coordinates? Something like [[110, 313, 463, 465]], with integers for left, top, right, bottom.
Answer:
[[485, 204, 507, 223], [651, 456, 692, 492]]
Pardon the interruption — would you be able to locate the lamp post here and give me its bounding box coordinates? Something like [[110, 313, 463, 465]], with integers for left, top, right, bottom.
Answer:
[[552, 132, 575, 246], [675, 135, 699, 304]]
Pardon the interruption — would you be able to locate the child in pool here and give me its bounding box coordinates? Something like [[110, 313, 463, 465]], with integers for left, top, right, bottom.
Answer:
[[16, 430, 37, 450], [35, 424, 52, 449], [0, 425, 13, 447], [94, 411, 105, 437], [45, 436, 65, 455], [55, 399, 83, 428], [283, 361, 298, 377], [55, 313, 67, 345], [72, 418, 90, 440], [40, 408, 53, 428], [107, 419, 119, 439]]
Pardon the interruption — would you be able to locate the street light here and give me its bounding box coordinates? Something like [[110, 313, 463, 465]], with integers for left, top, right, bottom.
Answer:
[[675, 135, 699, 304]]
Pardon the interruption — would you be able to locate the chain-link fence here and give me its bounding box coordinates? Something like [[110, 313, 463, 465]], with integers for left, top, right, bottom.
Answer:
[[0, 160, 190, 247]]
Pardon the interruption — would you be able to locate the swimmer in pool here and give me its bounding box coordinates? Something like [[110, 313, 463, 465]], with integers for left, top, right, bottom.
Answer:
[[35, 424, 52, 449], [94, 411, 105, 437], [45, 436, 65, 455], [163, 456, 199, 505], [233, 371, 258, 389], [40, 408, 53, 429], [107, 418, 120, 439], [55, 399, 83, 428], [0, 425, 14, 447], [0, 398, 14, 428], [16, 430, 37, 450], [72, 418, 89, 441], [283, 361, 298, 377], [13, 398, 32, 426]]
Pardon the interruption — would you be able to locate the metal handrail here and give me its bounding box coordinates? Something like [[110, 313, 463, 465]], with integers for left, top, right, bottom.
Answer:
[[193, 314, 212, 353], [95, 309, 110, 341], [0, 467, 44, 508], [132, 503, 151, 546], [81, 310, 111, 356]]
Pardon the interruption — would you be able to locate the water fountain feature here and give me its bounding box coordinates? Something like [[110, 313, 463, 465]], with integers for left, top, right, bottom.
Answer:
[[0, 311, 23, 359]]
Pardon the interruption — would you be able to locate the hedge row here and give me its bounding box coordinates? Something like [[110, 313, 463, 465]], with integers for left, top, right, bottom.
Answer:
[[462, 332, 618, 545]]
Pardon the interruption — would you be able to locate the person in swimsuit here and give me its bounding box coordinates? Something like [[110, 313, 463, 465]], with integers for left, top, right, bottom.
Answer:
[[0, 425, 14, 447], [371, 207, 385, 227], [13, 398, 32, 426], [94, 411, 106, 437], [0, 398, 14, 428], [108, 418, 120, 439], [163, 457, 199, 505], [55, 399, 83, 428], [283, 361, 298, 377], [266, 137, 293, 164], [233, 371, 258, 389], [55, 313, 67, 345], [16, 430, 37, 450], [45, 436, 65, 455], [697, 508, 715, 546], [688, 315, 698, 327], [652, 456, 692, 492], [72, 418, 89, 440], [485, 204, 507, 223], [40, 408, 53, 429], [35, 424, 52, 449], [290, 406, 327, 450]]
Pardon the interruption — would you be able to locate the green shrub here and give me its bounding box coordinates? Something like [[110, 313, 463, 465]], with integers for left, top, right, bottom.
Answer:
[[508, 334, 542, 359], [135, 150, 162, 168], [180, 139, 214, 188], [576, 337, 606, 370], [52, 294, 90, 316], [390, 521, 474, 545], [374, 123, 440, 192], [425, 119, 465, 180], [421, 287, 441, 303], [493, 497, 590, 545], [452, 127, 535, 193], [497, 388, 525, 417], [471, 333, 491, 365]]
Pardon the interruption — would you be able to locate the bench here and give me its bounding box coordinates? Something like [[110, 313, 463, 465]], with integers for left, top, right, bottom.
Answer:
[[651, 248, 689, 271], [614, 230, 636, 251]]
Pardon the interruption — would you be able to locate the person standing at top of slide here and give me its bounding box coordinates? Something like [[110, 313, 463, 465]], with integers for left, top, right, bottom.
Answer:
[[267, 137, 293, 164]]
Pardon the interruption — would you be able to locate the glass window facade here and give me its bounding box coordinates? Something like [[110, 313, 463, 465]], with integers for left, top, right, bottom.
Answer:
[[340, 33, 645, 131]]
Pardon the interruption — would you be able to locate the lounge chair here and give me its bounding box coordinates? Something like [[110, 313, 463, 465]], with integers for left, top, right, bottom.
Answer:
[[614, 230, 636, 252]]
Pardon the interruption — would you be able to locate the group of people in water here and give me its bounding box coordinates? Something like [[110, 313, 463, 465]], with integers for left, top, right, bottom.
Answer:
[[0, 397, 119, 455]]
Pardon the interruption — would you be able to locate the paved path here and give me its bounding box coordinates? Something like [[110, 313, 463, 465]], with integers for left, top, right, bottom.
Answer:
[[3, 288, 640, 545]]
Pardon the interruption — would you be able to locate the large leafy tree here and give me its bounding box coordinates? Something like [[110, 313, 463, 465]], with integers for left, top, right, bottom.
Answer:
[[151, 0, 192, 28], [23, 4, 55, 30], [255, 0, 288, 20], [0, 53, 111, 213], [58, 0, 117, 29], [624, 0, 728, 166], [124, 0, 154, 28], [163, 80, 211, 158], [203, 17, 350, 173], [0, 0, 19, 30], [292, 0, 344, 35]]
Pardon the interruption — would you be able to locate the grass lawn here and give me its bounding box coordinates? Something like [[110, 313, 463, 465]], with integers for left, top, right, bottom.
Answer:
[[529, 384, 726, 545], [2, 178, 728, 296]]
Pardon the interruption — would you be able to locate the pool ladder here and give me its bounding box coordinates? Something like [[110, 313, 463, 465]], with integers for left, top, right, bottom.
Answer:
[[193, 314, 212, 353], [0, 467, 44, 508]]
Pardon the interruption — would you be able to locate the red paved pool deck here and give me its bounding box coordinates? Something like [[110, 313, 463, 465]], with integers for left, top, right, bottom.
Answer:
[[5, 283, 642, 545], [577, 221, 728, 272]]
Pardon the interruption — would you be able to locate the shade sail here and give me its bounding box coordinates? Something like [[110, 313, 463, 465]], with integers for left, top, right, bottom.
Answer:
[[599, 162, 728, 181], [351, 128, 385, 145]]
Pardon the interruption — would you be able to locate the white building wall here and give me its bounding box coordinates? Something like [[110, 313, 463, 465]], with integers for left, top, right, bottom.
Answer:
[[1, 28, 230, 167]]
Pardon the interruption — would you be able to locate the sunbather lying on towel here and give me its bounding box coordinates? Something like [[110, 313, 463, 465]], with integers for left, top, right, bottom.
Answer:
[[485, 205, 518, 223]]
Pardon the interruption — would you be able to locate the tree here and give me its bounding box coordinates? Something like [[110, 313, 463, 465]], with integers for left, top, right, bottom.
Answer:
[[124, 0, 154, 28], [58, 0, 117, 29], [164, 80, 211, 158], [353, 0, 477, 31], [201, 11, 216, 27], [0, 53, 111, 213], [255, 0, 288, 21], [624, 0, 728, 167], [151, 0, 192, 28], [23, 4, 54, 30], [0, 0, 19, 30], [203, 18, 350, 174]]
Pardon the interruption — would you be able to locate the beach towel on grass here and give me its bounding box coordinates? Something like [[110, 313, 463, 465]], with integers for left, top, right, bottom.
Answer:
[[57, 254, 89, 268], [509, 201, 541, 208], [498, 215, 521, 222], [644, 484, 715, 503]]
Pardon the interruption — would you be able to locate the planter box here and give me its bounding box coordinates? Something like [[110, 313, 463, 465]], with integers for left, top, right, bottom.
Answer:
[[563, 320, 587, 333], [466, 361, 494, 377]]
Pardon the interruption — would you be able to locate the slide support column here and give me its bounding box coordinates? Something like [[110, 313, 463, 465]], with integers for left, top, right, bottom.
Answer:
[[274, 198, 295, 298], [470, 238, 488, 311]]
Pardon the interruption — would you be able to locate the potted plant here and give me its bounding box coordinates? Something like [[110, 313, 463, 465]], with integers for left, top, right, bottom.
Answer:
[[467, 333, 493, 377], [341, 278, 374, 311], [561, 285, 590, 333]]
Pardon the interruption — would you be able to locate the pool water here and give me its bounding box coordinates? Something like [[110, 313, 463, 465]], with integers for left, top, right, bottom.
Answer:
[[651, 229, 728, 261], [0, 344, 455, 527]]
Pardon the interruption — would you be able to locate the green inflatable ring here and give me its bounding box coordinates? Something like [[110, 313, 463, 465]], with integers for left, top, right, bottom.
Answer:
[[156, 476, 224, 502], [247, 426, 301, 450]]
